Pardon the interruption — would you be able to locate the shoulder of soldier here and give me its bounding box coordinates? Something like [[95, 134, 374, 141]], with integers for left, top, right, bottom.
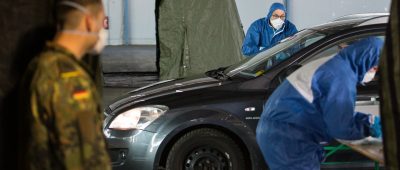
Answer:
[[35, 50, 81, 80]]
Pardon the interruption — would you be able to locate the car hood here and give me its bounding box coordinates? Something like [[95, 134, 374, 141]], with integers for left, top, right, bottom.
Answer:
[[107, 74, 223, 113]]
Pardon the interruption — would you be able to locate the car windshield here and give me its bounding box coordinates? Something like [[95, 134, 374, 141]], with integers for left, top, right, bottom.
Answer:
[[225, 30, 326, 78]]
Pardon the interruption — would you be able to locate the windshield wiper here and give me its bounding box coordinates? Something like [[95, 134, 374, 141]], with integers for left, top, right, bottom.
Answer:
[[205, 67, 230, 80]]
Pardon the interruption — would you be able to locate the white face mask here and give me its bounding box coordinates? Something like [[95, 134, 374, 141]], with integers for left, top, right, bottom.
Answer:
[[270, 18, 284, 30], [362, 71, 376, 84], [91, 28, 108, 54]]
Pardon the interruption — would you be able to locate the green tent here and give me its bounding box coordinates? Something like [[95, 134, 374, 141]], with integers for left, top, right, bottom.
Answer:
[[156, 0, 245, 80]]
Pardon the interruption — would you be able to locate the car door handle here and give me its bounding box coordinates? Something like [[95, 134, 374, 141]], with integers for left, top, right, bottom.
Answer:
[[356, 97, 380, 106]]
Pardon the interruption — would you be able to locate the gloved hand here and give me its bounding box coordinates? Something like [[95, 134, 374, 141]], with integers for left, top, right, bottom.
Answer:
[[369, 115, 382, 138]]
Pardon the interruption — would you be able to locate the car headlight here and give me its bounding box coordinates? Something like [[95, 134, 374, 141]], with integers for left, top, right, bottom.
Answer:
[[109, 105, 168, 130]]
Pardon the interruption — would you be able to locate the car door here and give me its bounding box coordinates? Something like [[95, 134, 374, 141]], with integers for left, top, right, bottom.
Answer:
[[356, 80, 380, 117], [298, 33, 384, 118], [268, 30, 385, 123]]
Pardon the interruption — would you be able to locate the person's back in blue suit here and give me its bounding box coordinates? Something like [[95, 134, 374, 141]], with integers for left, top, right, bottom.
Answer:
[[256, 37, 383, 170]]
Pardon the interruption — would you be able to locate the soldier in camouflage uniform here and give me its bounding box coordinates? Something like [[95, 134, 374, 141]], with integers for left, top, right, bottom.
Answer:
[[19, 0, 111, 169]]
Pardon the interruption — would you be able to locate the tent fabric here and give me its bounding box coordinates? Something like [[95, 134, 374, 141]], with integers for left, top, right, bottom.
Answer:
[[156, 0, 245, 80], [380, 0, 400, 168]]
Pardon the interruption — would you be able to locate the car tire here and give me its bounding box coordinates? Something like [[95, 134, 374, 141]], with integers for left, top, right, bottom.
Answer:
[[166, 128, 247, 170]]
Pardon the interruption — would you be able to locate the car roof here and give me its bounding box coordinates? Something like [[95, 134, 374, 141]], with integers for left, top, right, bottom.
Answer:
[[310, 13, 389, 34]]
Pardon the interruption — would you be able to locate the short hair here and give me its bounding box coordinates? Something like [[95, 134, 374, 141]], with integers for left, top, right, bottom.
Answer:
[[56, 0, 103, 30]]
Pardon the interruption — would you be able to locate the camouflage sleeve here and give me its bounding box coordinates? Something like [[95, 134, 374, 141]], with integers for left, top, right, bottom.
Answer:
[[37, 68, 111, 170]]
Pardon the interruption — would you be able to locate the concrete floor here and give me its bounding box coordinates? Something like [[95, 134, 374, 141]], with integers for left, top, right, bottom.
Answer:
[[101, 45, 157, 73], [100, 45, 158, 106]]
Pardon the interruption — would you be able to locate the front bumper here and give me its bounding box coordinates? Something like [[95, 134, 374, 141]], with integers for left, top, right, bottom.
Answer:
[[105, 129, 160, 170]]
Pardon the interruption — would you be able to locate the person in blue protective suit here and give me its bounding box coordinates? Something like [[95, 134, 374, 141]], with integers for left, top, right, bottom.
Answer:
[[256, 37, 383, 170], [242, 3, 298, 57]]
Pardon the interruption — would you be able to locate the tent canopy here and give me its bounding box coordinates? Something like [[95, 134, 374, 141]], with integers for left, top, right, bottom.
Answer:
[[156, 0, 245, 80]]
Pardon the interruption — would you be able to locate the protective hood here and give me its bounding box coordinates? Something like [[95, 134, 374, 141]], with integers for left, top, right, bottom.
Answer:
[[337, 37, 383, 83], [242, 2, 297, 56], [266, 3, 287, 22]]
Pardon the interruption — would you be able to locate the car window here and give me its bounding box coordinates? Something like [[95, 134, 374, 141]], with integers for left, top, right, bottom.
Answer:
[[227, 30, 326, 78], [271, 34, 385, 86], [300, 35, 385, 65]]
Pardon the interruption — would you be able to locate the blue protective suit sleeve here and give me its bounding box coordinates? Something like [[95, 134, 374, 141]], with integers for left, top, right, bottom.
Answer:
[[242, 21, 261, 56], [287, 22, 298, 37], [317, 71, 371, 140], [369, 116, 382, 138]]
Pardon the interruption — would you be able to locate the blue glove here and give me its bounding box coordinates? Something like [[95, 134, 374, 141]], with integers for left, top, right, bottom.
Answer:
[[369, 115, 382, 138]]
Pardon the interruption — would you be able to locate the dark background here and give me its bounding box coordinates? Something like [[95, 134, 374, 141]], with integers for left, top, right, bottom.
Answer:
[[0, 0, 56, 168]]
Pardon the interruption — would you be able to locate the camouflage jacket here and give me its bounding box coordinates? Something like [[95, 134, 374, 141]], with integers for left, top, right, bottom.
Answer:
[[21, 42, 111, 170]]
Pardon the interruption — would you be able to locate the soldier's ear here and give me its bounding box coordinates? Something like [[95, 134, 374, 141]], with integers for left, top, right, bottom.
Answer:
[[84, 15, 93, 32]]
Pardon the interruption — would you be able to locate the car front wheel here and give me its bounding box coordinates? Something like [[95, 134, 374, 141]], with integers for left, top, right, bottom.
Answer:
[[166, 128, 247, 170]]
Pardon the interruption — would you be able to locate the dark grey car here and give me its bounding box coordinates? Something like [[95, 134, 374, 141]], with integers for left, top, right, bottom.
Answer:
[[104, 13, 388, 170]]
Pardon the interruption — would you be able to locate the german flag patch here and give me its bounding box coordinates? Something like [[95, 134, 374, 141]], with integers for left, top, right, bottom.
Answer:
[[73, 90, 90, 100]]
